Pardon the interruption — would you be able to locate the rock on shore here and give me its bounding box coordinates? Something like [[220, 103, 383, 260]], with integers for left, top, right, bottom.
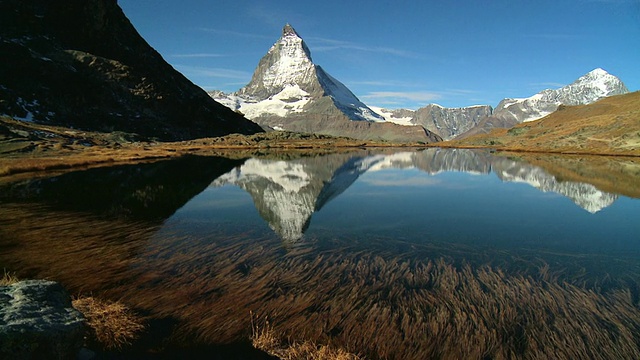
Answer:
[[0, 280, 85, 359]]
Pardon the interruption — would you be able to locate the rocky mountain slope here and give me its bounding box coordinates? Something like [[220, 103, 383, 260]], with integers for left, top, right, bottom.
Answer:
[[211, 24, 441, 143], [457, 69, 629, 138], [0, 0, 262, 141], [445, 91, 640, 156], [372, 104, 493, 140]]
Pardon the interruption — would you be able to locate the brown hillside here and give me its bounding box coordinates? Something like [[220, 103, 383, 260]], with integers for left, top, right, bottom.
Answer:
[[442, 91, 640, 156]]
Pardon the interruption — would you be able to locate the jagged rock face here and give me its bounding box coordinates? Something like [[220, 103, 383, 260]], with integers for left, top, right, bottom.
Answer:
[[211, 24, 440, 143], [0, 0, 263, 140], [493, 68, 629, 123], [376, 105, 493, 140], [414, 105, 493, 140], [454, 115, 520, 139], [0, 280, 85, 360]]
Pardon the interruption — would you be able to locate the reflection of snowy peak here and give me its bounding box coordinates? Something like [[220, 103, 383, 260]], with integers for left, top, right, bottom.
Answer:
[[213, 159, 316, 242], [212, 153, 379, 242], [492, 159, 617, 213], [412, 148, 618, 212], [493, 68, 629, 123], [211, 24, 382, 122], [409, 148, 618, 212]]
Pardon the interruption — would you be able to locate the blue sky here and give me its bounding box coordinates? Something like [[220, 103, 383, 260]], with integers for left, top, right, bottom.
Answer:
[[119, 0, 639, 109]]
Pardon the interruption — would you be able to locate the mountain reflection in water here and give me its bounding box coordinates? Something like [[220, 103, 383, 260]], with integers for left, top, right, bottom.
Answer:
[[211, 148, 621, 242], [0, 149, 639, 359]]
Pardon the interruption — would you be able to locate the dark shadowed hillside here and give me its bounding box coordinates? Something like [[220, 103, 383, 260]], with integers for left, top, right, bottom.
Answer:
[[0, 0, 263, 141]]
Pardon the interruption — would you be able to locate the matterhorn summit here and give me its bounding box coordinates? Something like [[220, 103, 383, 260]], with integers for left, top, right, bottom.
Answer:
[[237, 24, 316, 99], [214, 24, 383, 122], [211, 24, 441, 143]]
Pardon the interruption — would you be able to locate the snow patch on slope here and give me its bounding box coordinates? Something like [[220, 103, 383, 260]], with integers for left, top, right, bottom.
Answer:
[[215, 85, 311, 118], [369, 106, 414, 126]]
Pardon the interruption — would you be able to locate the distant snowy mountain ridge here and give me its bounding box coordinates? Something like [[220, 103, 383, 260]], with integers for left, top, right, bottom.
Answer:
[[368, 68, 627, 140], [492, 68, 629, 123]]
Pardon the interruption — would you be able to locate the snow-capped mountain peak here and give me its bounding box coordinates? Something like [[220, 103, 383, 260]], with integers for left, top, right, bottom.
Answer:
[[282, 23, 301, 38], [211, 24, 384, 123], [571, 68, 622, 95], [238, 24, 315, 100], [584, 67, 608, 78]]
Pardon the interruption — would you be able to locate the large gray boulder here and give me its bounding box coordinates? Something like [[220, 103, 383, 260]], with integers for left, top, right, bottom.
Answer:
[[0, 280, 85, 359]]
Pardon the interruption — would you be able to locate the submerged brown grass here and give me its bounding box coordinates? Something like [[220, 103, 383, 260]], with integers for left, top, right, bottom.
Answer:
[[71, 296, 145, 350], [1, 203, 639, 359]]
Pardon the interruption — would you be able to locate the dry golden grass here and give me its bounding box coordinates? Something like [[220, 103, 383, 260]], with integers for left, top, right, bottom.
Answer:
[[251, 313, 362, 360], [443, 91, 640, 156], [72, 296, 145, 350], [0, 269, 18, 285], [251, 314, 280, 353]]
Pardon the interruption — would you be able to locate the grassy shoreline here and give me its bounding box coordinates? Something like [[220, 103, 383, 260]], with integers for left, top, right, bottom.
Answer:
[[2, 123, 639, 186], [1, 115, 436, 180]]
